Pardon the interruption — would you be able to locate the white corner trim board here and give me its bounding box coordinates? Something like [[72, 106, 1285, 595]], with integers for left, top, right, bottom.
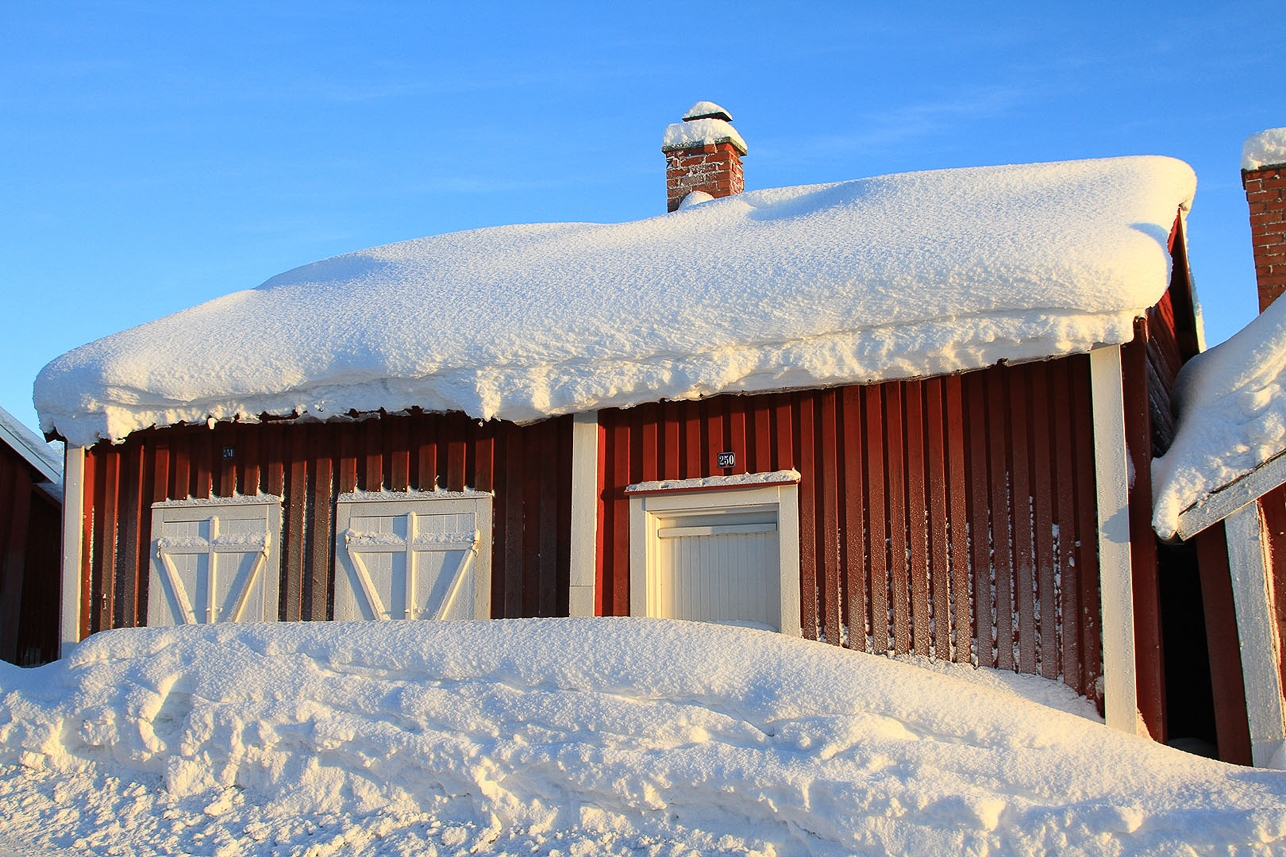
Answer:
[[1090, 345, 1140, 734], [628, 476, 801, 636], [58, 445, 84, 659], [1224, 504, 1286, 768], [568, 412, 599, 618]]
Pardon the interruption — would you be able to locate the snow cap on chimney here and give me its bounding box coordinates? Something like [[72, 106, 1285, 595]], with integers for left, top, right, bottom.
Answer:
[[1242, 127, 1286, 312], [663, 101, 747, 212]]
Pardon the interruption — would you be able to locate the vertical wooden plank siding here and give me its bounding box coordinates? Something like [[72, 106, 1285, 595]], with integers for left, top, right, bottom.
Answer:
[[944, 377, 972, 662], [1071, 356, 1104, 701], [797, 395, 819, 641], [1193, 522, 1255, 765], [1009, 367, 1036, 675], [79, 449, 96, 641], [986, 371, 1014, 671], [819, 391, 841, 645], [904, 381, 930, 657], [865, 386, 889, 655], [884, 383, 910, 655], [841, 387, 866, 651], [924, 379, 952, 659], [0, 444, 63, 667], [1122, 319, 1166, 740], [118, 441, 146, 627], [1259, 485, 1286, 700], [79, 411, 574, 634], [595, 357, 1103, 701], [0, 458, 28, 661], [965, 371, 993, 668]]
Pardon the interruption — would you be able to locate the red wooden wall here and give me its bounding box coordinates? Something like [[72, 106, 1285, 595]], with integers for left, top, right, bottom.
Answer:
[[75, 410, 573, 640], [597, 356, 1105, 702], [1257, 484, 1286, 714], [0, 443, 61, 666]]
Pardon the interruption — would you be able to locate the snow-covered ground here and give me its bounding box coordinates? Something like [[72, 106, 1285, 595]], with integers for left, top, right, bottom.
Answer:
[[0, 619, 1282, 856]]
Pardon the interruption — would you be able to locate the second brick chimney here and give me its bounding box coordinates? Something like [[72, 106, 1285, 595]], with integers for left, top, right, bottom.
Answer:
[[662, 101, 748, 212], [1242, 128, 1286, 312]]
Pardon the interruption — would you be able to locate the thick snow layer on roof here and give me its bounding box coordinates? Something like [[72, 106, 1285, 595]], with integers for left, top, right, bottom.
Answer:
[[36, 156, 1196, 448], [1153, 295, 1286, 539], [1242, 127, 1286, 171], [661, 117, 748, 154], [0, 619, 1282, 856]]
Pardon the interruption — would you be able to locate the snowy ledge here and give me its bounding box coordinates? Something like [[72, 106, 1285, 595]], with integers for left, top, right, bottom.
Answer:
[[152, 493, 281, 508], [626, 469, 801, 495]]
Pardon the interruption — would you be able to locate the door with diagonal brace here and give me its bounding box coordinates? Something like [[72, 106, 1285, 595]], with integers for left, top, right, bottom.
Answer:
[[333, 492, 492, 621], [147, 497, 283, 626]]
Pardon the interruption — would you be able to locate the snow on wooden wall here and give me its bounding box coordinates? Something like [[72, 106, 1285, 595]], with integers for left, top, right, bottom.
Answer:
[[596, 356, 1105, 703]]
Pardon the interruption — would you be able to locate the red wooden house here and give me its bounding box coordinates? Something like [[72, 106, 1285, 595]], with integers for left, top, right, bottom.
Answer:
[[0, 406, 62, 666], [36, 103, 1212, 746]]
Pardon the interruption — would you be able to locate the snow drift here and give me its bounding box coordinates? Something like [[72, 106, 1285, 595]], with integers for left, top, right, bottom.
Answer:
[[0, 619, 1282, 856], [35, 156, 1195, 447]]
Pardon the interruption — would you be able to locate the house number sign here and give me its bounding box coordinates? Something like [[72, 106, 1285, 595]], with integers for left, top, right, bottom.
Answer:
[[717, 451, 736, 469]]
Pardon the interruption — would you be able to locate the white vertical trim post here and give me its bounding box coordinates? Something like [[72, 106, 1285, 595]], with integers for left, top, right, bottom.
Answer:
[[59, 445, 85, 659], [1090, 345, 1141, 733], [568, 412, 599, 617], [1224, 504, 1286, 768]]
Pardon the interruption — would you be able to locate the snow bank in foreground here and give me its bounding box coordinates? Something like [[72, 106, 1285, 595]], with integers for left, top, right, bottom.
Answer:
[[1243, 128, 1286, 172], [1, 619, 1282, 856], [1153, 295, 1286, 539], [35, 157, 1195, 447]]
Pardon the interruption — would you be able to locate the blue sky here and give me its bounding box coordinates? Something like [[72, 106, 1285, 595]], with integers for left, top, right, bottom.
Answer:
[[1, 2, 1280, 436]]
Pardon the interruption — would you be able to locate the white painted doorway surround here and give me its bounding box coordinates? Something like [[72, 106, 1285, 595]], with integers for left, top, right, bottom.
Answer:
[[627, 472, 801, 634]]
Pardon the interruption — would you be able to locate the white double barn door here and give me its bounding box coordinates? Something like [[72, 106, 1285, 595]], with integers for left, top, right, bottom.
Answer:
[[146, 493, 492, 627]]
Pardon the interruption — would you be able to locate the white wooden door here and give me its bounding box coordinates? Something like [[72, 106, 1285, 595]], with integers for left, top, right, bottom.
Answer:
[[629, 479, 802, 636], [652, 507, 780, 627], [333, 493, 492, 621], [147, 497, 282, 626]]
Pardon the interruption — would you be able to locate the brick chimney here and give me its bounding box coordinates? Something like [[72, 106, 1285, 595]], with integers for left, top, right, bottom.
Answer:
[[662, 101, 748, 212], [1242, 128, 1286, 312]]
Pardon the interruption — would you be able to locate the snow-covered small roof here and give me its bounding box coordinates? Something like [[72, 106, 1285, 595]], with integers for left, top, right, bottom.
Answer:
[[661, 117, 748, 155], [682, 101, 732, 122], [36, 156, 1196, 448], [1242, 127, 1286, 172], [0, 405, 61, 484], [1153, 296, 1286, 540]]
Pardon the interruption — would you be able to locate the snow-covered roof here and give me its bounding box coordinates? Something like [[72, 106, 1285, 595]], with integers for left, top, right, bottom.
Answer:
[[0, 405, 61, 485], [1153, 296, 1286, 540], [661, 117, 748, 155], [1242, 127, 1286, 172], [35, 156, 1196, 448]]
